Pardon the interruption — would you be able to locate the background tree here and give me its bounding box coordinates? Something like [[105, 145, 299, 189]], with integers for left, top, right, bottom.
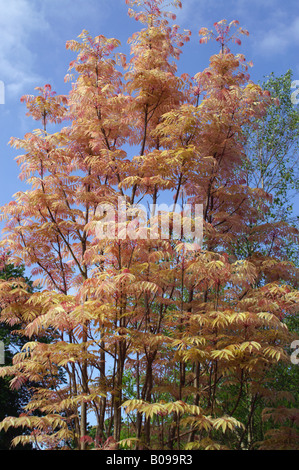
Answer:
[[244, 69, 299, 219], [0, 254, 34, 449]]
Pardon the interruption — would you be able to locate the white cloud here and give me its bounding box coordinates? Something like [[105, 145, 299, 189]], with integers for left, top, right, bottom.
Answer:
[[258, 31, 289, 54]]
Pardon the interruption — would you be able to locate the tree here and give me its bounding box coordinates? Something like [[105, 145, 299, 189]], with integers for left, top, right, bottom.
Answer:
[[0, 254, 34, 449], [244, 69, 299, 219], [0, 0, 298, 450], [231, 69, 299, 449]]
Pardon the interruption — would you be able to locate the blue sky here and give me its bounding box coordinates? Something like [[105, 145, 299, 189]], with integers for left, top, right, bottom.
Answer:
[[0, 0, 298, 210]]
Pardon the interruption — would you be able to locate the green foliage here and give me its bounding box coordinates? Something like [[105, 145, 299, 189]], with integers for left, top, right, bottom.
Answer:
[[0, 3, 298, 451]]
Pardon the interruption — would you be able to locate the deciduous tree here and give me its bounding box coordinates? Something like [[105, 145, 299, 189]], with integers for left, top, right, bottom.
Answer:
[[0, 0, 298, 450]]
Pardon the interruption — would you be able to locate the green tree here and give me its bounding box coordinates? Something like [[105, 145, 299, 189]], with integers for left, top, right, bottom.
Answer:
[[243, 69, 299, 219]]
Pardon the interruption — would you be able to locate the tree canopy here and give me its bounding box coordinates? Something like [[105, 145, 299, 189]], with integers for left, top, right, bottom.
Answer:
[[0, 0, 298, 451]]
